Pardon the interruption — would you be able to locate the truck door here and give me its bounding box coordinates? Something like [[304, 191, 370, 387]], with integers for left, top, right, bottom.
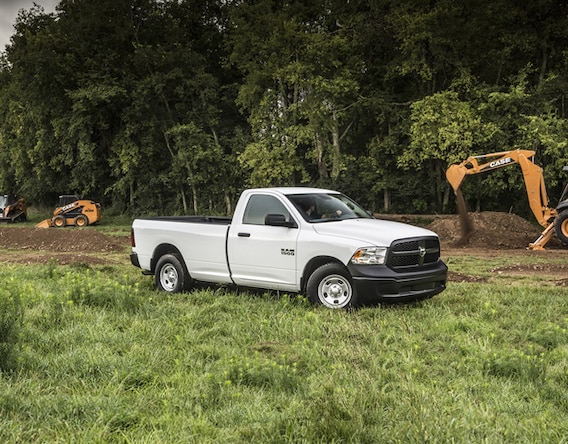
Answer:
[[227, 193, 300, 291]]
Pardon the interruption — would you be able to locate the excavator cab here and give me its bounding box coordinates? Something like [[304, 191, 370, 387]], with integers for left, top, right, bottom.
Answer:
[[35, 194, 102, 228], [560, 167, 568, 203], [552, 167, 568, 246], [0, 194, 27, 223]]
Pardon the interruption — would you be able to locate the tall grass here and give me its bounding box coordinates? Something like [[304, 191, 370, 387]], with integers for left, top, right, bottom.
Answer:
[[0, 288, 22, 372], [1, 257, 567, 442]]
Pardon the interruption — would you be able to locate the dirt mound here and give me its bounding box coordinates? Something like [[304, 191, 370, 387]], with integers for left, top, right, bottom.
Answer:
[[0, 227, 128, 252], [426, 212, 545, 249], [0, 213, 563, 258]]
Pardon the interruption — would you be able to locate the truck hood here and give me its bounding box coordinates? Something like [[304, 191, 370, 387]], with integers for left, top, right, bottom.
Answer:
[[312, 218, 438, 246]]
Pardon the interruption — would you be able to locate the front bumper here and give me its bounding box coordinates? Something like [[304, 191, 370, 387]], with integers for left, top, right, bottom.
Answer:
[[347, 261, 448, 302]]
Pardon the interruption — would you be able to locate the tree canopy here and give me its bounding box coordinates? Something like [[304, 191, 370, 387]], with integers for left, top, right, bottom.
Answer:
[[1, 0, 567, 217]]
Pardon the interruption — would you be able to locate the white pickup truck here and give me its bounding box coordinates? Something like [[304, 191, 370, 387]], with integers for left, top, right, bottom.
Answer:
[[130, 187, 447, 308]]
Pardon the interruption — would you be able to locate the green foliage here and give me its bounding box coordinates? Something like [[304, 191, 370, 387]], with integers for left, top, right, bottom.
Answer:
[[2, 0, 568, 215], [403, 90, 492, 167]]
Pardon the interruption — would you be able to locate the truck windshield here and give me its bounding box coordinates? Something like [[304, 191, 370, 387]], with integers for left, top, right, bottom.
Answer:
[[287, 193, 372, 223]]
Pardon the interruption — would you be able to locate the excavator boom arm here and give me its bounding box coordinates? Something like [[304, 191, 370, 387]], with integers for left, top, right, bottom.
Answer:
[[445, 149, 556, 228]]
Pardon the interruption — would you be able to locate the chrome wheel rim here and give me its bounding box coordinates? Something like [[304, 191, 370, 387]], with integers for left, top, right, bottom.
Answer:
[[318, 274, 352, 308], [159, 264, 179, 292]]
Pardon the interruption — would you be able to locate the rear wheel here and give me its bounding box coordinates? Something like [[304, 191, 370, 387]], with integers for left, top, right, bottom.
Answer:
[[554, 210, 568, 245], [306, 263, 357, 309], [74, 214, 89, 227], [53, 215, 66, 228], [155, 254, 192, 293]]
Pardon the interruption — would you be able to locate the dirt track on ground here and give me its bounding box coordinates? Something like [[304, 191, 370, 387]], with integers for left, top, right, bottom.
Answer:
[[1, 212, 566, 285], [0, 226, 129, 266]]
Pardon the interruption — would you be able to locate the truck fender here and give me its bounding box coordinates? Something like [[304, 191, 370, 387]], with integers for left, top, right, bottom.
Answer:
[[301, 256, 346, 292], [151, 244, 189, 275]]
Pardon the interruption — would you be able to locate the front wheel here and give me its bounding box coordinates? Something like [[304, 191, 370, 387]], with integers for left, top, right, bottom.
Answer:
[[554, 210, 568, 245], [74, 214, 89, 227], [53, 215, 66, 228], [306, 263, 357, 309], [155, 254, 192, 293]]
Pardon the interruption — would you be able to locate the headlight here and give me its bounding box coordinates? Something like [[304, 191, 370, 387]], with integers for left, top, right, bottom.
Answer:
[[350, 247, 387, 265]]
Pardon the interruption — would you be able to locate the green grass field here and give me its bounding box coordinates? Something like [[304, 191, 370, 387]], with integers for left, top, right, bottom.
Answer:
[[1, 237, 568, 442]]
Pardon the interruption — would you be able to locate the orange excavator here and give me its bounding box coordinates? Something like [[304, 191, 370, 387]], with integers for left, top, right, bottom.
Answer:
[[446, 149, 568, 250], [36, 195, 102, 228]]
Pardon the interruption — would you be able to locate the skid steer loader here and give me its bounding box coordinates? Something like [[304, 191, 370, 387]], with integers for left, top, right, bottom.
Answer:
[[0, 194, 27, 223], [446, 149, 568, 250], [36, 195, 102, 228]]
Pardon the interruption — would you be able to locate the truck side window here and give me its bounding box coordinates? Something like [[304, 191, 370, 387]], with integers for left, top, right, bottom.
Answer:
[[243, 195, 292, 225]]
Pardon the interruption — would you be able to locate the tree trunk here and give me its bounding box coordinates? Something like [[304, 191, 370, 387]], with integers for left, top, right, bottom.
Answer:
[[383, 189, 390, 212], [314, 130, 328, 179], [331, 116, 341, 180], [180, 184, 188, 213], [435, 160, 444, 211], [191, 183, 198, 214], [539, 44, 548, 88], [442, 186, 450, 213], [163, 131, 188, 213], [224, 190, 232, 215], [129, 181, 135, 209]]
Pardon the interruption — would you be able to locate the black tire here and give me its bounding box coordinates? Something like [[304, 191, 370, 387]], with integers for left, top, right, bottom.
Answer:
[[53, 215, 66, 228], [306, 263, 357, 309], [74, 214, 89, 227], [155, 254, 192, 293], [554, 210, 568, 245]]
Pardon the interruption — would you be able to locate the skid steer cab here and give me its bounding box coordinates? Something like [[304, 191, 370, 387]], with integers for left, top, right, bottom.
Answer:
[[36, 195, 102, 228], [0, 194, 27, 223]]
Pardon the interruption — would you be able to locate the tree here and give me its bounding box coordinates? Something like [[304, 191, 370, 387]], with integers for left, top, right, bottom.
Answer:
[[228, 0, 364, 187], [399, 81, 498, 211]]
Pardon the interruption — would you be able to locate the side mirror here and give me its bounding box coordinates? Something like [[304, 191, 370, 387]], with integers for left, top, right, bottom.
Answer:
[[265, 213, 296, 228]]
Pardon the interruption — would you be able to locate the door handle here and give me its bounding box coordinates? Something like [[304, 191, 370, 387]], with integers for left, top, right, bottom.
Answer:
[[238, 232, 251, 237]]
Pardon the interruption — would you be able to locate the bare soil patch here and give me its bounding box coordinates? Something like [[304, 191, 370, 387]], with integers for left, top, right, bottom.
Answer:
[[1, 212, 566, 282], [381, 211, 566, 250], [0, 227, 129, 265], [426, 211, 557, 250]]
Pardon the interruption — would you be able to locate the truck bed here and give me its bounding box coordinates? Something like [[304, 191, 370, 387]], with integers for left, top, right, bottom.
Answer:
[[136, 215, 232, 225]]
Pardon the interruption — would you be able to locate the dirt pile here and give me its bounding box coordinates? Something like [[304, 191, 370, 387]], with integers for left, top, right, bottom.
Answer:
[[0, 227, 128, 252], [426, 212, 545, 249], [0, 212, 564, 257], [379, 211, 550, 249]]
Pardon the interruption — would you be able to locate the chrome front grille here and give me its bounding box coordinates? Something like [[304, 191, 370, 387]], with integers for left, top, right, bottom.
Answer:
[[387, 237, 441, 270]]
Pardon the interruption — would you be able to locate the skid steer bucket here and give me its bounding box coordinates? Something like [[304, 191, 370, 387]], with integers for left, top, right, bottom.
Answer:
[[35, 218, 53, 228]]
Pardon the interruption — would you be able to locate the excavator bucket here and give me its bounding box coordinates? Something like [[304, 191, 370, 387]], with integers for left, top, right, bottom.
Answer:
[[35, 218, 53, 229], [445, 164, 467, 193], [445, 163, 474, 245]]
